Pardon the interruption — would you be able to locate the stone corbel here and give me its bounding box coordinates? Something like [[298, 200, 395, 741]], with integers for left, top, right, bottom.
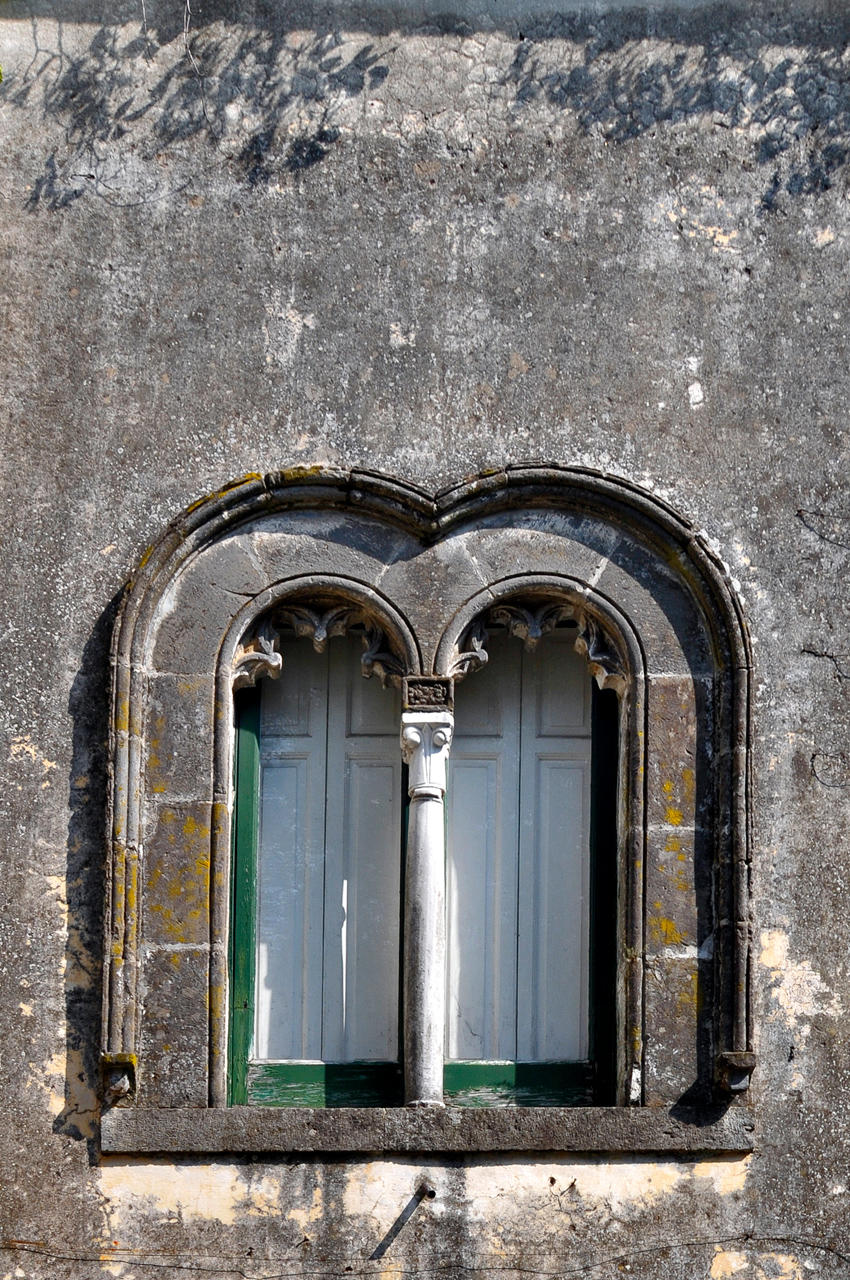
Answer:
[[715, 1050, 757, 1096]]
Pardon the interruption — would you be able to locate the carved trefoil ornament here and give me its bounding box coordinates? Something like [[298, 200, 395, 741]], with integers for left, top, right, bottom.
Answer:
[[232, 617, 283, 690], [450, 599, 628, 695], [232, 605, 406, 689]]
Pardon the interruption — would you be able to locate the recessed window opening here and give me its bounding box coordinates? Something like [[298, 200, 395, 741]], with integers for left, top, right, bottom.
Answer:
[[231, 613, 618, 1108], [445, 622, 618, 1106], [230, 631, 404, 1106]]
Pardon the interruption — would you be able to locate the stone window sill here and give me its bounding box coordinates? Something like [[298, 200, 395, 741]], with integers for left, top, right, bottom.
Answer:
[[101, 1104, 754, 1155]]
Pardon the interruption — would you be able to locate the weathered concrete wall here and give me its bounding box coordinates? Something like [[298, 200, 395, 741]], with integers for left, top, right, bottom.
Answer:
[[2, 0, 850, 1275]]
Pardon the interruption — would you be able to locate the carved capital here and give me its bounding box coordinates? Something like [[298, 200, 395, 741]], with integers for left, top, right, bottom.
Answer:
[[400, 711, 454, 799]]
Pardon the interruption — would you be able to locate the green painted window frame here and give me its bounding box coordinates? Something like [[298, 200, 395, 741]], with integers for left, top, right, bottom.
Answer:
[[228, 680, 618, 1109]]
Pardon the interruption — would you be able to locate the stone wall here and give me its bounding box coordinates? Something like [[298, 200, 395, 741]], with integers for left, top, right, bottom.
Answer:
[[2, 1, 850, 1276]]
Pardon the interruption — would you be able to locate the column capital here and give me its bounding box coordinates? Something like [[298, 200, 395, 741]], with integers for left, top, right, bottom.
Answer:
[[400, 710, 454, 799]]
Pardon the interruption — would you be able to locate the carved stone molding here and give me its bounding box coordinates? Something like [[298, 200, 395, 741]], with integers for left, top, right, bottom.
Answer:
[[232, 618, 283, 690], [232, 606, 406, 689], [450, 600, 628, 694], [403, 677, 454, 712]]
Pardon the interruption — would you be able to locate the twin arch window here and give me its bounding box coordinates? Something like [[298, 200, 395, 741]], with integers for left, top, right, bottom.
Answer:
[[229, 610, 619, 1108], [100, 468, 754, 1154]]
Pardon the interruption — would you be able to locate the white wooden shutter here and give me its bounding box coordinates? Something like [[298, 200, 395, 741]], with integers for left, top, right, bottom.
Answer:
[[254, 635, 401, 1063], [323, 639, 401, 1061], [516, 630, 591, 1061], [446, 627, 591, 1062], [446, 634, 520, 1060], [255, 642, 328, 1060]]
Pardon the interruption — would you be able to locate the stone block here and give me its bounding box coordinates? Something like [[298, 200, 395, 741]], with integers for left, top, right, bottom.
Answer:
[[645, 826, 701, 956], [645, 674, 714, 829], [151, 573, 248, 675], [138, 945, 210, 1108], [143, 802, 216, 946], [643, 955, 705, 1105], [248, 510, 418, 588], [145, 674, 216, 801], [596, 544, 714, 677]]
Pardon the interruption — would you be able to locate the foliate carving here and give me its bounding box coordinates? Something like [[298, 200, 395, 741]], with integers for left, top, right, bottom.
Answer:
[[233, 607, 407, 688], [400, 711, 454, 799], [448, 599, 627, 694], [574, 614, 628, 695], [274, 603, 361, 652], [404, 677, 453, 711], [361, 627, 406, 687], [489, 601, 575, 649], [232, 618, 283, 690], [446, 618, 488, 679]]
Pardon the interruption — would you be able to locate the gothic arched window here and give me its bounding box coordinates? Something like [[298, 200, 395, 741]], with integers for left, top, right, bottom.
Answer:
[[101, 467, 755, 1156]]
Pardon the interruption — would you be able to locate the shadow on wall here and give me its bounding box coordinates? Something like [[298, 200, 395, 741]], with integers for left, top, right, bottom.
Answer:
[[53, 590, 123, 1156], [4, 1, 850, 208]]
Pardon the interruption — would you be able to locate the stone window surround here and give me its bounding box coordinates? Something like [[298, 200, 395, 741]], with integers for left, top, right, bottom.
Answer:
[[100, 465, 755, 1156]]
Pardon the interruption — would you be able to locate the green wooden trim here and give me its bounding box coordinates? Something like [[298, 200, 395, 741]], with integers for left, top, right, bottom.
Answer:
[[228, 687, 261, 1107], [443, 1061, 594, 1107], [246, 1062, 403, 1108], [590, 684, 620, 1105]]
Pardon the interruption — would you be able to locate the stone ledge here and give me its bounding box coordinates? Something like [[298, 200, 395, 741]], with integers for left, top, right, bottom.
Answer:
[[101, 1105, 755, 1155]]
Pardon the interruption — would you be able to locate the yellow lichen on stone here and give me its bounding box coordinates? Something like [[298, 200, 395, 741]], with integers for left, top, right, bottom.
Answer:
[[648, 911, 686, 946]]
